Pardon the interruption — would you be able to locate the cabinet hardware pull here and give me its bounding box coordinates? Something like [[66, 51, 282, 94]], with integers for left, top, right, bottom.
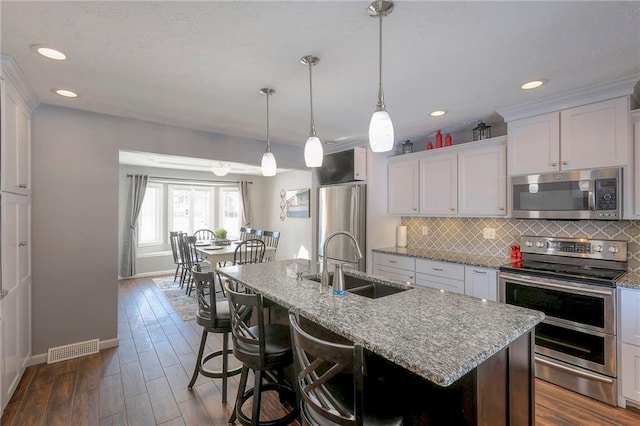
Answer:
[[18, 184, 28, 188], [450, 208, 455, 211], [388, 260, 397, 264], [413, 208, 417, 211], [551, 163, 558, 167], [19, 241, 27, 246], [473, 269, 486, 274], [498, 207, 505, 211], [433, 267, 443, 271], [562, 161, 568, 166]]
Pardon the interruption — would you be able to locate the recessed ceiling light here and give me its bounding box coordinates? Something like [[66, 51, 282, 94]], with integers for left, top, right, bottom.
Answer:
[[32, 45, 67, 60], [521, 80, 544, 90], [430, 110, 446, 117], [54, 89, 79, 98]]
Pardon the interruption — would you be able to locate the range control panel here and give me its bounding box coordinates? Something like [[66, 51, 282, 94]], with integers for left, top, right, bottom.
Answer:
[[519, 236, 627, 262]]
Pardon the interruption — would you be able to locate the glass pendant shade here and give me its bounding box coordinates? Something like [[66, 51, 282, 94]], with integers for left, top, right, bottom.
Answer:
[[304, 135, 323, 167], [261, 151, 277, 176], [369, 109, 394, 152]]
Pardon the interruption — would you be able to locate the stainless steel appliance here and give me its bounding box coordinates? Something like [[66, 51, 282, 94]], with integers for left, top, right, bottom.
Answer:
[[511, 167, 622, 220], [500, 236, 627, 406], [317, 183, 366, 271]]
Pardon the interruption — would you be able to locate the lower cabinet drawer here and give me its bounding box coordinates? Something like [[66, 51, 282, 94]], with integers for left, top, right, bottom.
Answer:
[[373, 253, 416, 271], [373, 264, 415, 283], [415, 273, 465, 294], [416, 258, 465, 281]]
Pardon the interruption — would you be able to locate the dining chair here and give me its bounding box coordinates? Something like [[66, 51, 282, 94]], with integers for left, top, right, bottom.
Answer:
[[233, 239, 265, 265], [239, 227, 251, 241], [248, 228, 263, 240], [169, 231, 185, 282], [193, 228, 214, 241], [225, 281, 299, 426], [182, 235, 208, 296], [288, 311, 405, 425], [261, 230, 280, 261], [187, 269, 242, 403]]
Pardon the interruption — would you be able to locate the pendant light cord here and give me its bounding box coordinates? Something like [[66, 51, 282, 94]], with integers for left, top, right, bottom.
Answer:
[[308, 62, 316, 136], [265, 91, 271, 152], [377, 8, 385, 110]]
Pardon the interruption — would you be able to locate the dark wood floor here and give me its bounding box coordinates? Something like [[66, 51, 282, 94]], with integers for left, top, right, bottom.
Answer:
[[2, 275, 640, 425]]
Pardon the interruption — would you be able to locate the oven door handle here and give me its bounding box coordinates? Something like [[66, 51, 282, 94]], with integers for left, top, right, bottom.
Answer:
[[536, 357, 614, 384], [500, 273, 614, 296]]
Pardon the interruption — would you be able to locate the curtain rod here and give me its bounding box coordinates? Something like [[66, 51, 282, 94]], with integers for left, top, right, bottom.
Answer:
[[126, 174, 252, 184]]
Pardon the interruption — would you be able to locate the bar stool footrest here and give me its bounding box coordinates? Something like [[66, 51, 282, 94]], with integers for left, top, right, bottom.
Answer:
[[235, 382, 298, 426]]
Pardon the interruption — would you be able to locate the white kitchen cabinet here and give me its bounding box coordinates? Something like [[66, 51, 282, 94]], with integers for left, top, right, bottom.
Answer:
[[0, 56, 34, 415], [419, 152, 457, 215], [458, 143, 507, 216], [388, 159, 419, 215], [0, 193, 31, 410], [629, 110, 640, 218], [619, 287, 640, 405], [507, 97, 629, 176], [621, 344, 640, 404], [372, 252, 415, 283], [1, 75, 31, 196], [464, 266, 498, 302], [507, 112, 560, 176], [415, 258, 465, 294], [388, 137, 507, 217]]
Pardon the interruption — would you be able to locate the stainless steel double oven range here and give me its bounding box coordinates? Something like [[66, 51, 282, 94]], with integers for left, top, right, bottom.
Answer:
[[500, 236, 627, 406]]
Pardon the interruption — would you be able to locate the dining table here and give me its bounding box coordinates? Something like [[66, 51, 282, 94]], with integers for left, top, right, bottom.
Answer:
[[195, 240, 276, 265]]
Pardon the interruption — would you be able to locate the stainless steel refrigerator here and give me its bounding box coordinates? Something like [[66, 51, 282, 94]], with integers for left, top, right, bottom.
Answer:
[[317, 183, 366, 271]]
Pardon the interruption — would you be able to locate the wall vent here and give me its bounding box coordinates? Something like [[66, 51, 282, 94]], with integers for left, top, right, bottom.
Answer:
[[47, 339, 100, 364]]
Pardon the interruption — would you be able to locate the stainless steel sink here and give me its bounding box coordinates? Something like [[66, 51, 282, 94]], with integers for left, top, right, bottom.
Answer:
[[305, 273, 410, 299]]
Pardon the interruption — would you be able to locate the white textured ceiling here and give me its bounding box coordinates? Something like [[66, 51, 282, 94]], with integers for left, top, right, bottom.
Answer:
[[2, 1, 640, 151]]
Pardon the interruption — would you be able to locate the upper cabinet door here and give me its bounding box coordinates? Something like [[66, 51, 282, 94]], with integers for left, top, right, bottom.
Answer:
[[419, 152, 457, 215], [458, 143, 507, 216], [1, 78, 31, 196], [507, 111, 560, 176], [560, 97, 629, 171], [388, 158, 419, 215]]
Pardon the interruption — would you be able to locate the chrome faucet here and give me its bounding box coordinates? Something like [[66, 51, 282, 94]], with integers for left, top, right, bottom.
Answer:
[[321, 231, 363, 288]]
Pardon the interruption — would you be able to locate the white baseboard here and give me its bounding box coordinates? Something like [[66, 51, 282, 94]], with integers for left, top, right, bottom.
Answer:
[[29, 337, 120, 366], [118, 270, 174, 280]]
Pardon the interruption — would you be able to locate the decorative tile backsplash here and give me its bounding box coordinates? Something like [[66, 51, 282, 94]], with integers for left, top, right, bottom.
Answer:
[[401, 217, 640, 272]]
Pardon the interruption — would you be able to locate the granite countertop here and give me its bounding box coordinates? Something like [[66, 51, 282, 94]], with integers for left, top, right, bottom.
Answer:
[[616, 272, 640, 289], [217, 259, 544, 387], [373, 246, 509, 269]]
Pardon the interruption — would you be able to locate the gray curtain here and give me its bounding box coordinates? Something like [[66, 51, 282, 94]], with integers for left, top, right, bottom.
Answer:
[[121, 174, 148, 278], [239, 180, 252, 226]]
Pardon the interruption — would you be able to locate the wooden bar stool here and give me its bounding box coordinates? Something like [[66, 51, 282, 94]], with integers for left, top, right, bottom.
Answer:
[[187, 270, 241, 403], [225, 281, 299, 426]]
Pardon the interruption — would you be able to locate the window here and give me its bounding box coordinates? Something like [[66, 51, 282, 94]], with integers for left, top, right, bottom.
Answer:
[[168, 184, 240, 236], [220, 187, 241, 233], [137, 181, 241, 248], [138, 183, 163, 245]]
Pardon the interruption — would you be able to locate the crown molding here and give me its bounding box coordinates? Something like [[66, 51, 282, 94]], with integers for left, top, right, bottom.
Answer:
[[498, 73, 640, 122], [1, 54, 40, 111]]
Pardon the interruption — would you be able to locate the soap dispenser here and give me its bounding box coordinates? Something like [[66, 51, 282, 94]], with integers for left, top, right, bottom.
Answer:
[[333, 264, 346, 295]]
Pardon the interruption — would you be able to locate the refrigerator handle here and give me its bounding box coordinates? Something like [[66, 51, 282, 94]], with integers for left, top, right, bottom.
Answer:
[[350, 185, 358, 239]]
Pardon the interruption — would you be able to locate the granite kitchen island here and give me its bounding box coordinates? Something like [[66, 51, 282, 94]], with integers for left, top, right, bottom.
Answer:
[[217, 259, 544, 425]]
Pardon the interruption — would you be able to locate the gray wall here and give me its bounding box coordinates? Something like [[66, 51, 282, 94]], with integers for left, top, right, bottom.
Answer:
[[31, 104, 304, 354]]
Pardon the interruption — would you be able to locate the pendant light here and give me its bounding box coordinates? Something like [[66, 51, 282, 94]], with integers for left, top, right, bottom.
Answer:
[[260, 88, 277, 176], [301, 55, 323, 167], [211, 161, 231, 177], [368, 0, 394, 153]]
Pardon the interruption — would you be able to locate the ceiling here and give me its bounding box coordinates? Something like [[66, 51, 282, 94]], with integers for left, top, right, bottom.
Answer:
[[2, 1, 640, 153]]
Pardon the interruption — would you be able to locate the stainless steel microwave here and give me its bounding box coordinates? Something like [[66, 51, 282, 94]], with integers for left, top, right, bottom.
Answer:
[[511, 167, 622, 220]]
